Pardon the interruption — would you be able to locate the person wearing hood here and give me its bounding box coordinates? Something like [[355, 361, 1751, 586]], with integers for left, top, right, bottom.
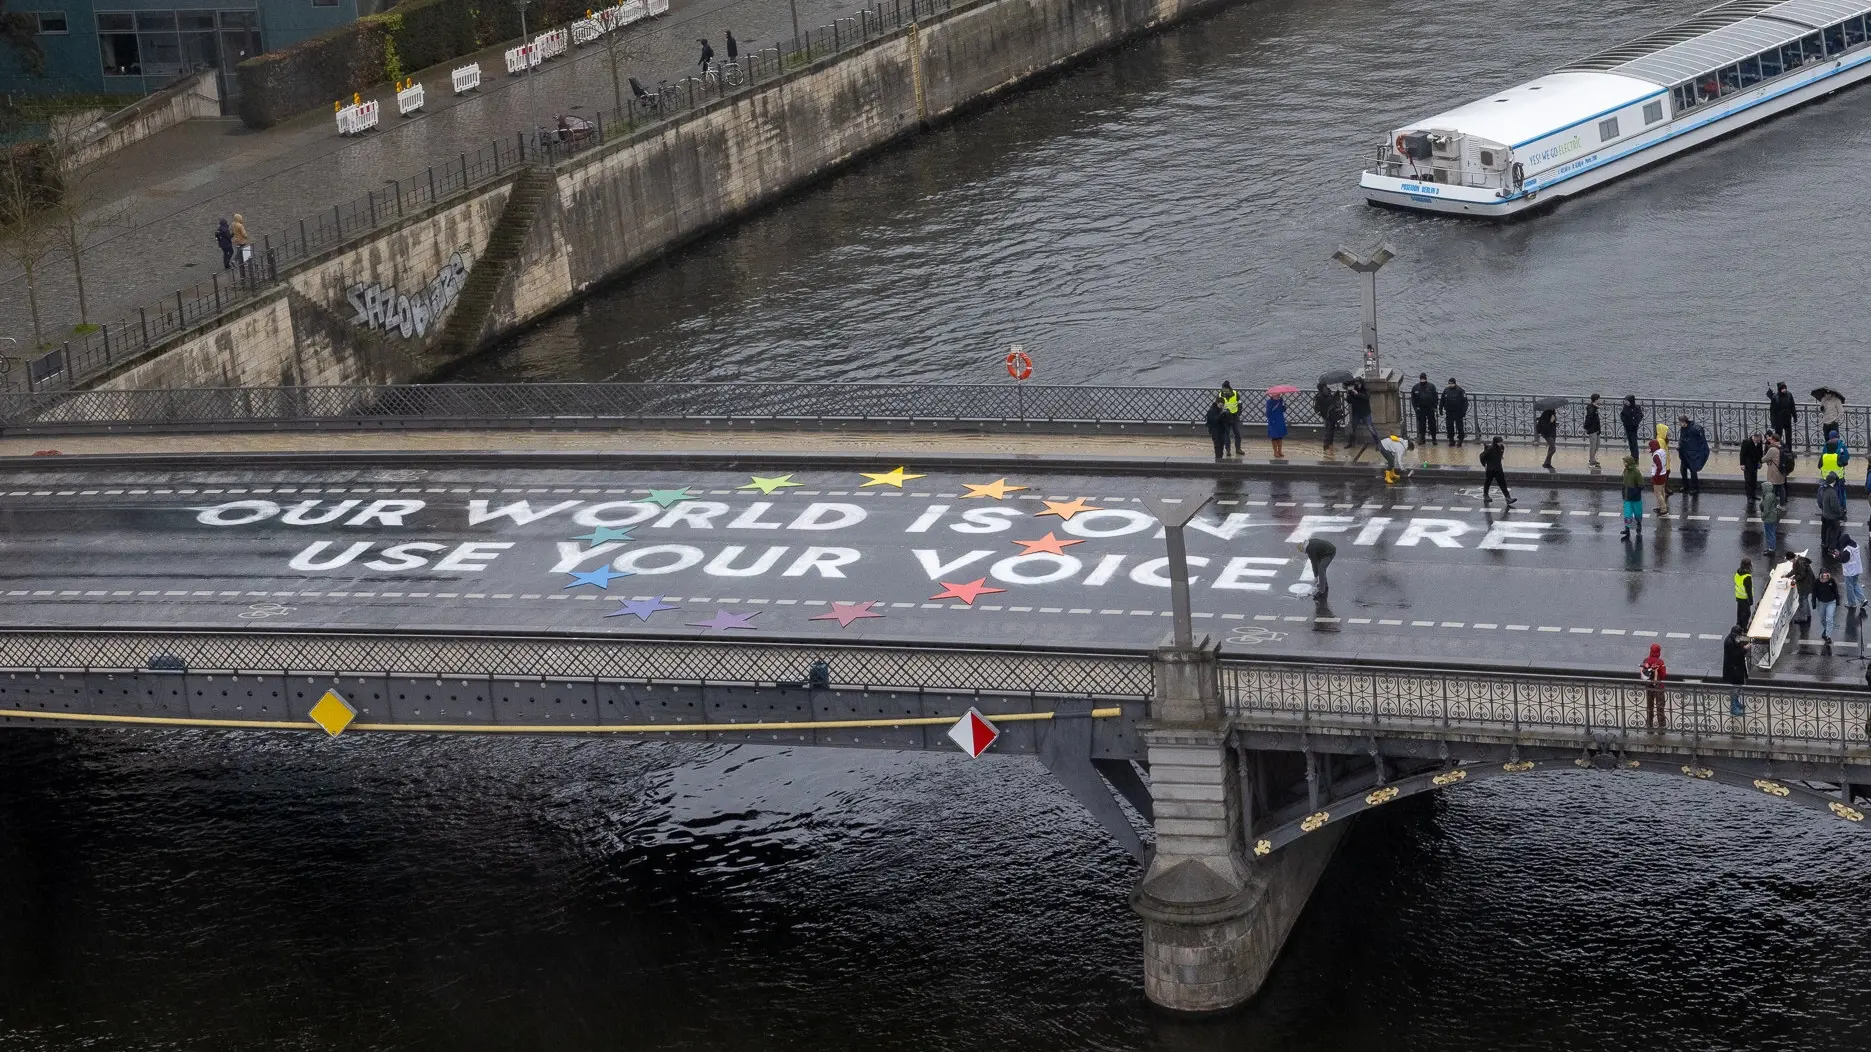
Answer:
[[214, 218, 233, 269], [1620, 455, 1645, 540], [1758, 482, 1782, 557], [1639, 643, 1667, 729], [1769, 382, 1797, 448], [1792, 551, 1815, 629], [1203, 397, 1229, 461], [1819, 472, 1846, 552], [1410, 373, 1439, 445], [1314, 383, 1345, 455], [1619, 395, 1645, 461], [1676, 415, 1709, 497], [1649, 422, 1671, 517]]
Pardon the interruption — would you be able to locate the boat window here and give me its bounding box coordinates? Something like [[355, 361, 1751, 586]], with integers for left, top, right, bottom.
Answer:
[[1643, 99, 1664, 123], [1760, 49, 1785, 77], [1845, 16, 1867, 46], [1825, 23, 1847, 53], [1672, 84, 1696, 110], [1719, 65, 1741, 93], [1780, 42, 1804, 70], [1697, 72, 1721, 101], [1598, 115, 1620, 141], [1801, 33, 1824, 62], [1738, 56, 1763, 87]]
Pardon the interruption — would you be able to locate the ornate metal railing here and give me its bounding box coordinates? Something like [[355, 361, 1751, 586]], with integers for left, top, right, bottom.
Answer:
[[0, 629, 1154, 698], [1223, 658, 1871, 761], [0, 382, 1854, 449]]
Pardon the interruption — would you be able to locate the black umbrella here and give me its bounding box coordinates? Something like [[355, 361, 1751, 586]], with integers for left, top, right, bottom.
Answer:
[[1812, 386, 1846, 402], [1318, 369, 1356, 386], [1534, 396, 1568, 411]]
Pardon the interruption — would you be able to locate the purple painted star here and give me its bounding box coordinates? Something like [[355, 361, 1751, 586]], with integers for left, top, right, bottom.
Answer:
[[688, 609, 760, 631], [607, 596, 677, 621]]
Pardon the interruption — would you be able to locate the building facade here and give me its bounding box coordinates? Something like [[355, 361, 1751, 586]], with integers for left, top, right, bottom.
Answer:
[[0, 0, 359, 102]]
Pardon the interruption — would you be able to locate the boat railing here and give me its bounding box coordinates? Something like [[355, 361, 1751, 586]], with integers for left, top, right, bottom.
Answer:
[[1369, 147, 1513, 190]]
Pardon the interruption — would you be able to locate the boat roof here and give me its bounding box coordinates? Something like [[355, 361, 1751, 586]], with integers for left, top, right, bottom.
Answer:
[[1399, 71, 1663, 148], [1563, 0, 1871, 84]]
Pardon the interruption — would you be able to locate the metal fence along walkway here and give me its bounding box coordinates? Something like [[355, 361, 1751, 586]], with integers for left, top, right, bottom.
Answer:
[[0, 381, 1860, 449]]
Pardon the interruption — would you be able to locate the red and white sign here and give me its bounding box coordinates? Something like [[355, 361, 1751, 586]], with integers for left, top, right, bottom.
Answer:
[[947, 708, 1000, 758]]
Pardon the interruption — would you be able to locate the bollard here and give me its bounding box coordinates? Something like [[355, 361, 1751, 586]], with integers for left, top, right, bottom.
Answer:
[[428, 165, 436, 203], [299, 217, 308, 254]]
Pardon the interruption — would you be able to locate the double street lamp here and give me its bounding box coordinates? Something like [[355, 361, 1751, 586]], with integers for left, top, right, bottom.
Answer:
[[1331, 244, 1395, 377]]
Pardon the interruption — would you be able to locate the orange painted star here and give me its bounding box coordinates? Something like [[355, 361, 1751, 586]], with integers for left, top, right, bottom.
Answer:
[[1012, 532, 1083, 556], [961, 478, 1027, 500], [930, 578, 1006, 605], [1035, 497, 1099, 520]]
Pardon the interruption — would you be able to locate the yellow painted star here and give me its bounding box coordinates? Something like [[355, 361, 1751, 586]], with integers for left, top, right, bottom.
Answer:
[[859, 466, 926, 488], [1035, 497, 1099, 520], [961, 478, 1027, 500], [741, 474, 803, 494]]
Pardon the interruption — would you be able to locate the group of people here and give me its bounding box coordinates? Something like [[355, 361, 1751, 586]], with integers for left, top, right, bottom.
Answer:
[[211, 214, 250, 272]]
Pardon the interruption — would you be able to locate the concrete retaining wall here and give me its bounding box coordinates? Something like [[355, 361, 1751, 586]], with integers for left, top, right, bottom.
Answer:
[[62, 72, 222, 172], [106, 0, 1230, 389]]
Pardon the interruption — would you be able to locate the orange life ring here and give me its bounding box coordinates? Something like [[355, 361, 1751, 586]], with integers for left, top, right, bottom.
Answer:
[[1394, 134, 1409, 155], [1005, 350, 1032, 380]]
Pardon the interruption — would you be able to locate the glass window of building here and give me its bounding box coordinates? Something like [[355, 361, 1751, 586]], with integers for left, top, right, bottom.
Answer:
[[219, 10, 260, 66], [32, 12, 68, 33], [97, 11, 138, 75]]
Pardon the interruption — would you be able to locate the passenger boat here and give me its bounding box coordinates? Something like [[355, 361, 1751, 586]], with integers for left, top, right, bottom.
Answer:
[[1361, 0, 1871, 216]]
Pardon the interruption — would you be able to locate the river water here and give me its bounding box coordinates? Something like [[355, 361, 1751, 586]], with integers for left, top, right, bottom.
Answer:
[[10, 0, 1871, 1046]]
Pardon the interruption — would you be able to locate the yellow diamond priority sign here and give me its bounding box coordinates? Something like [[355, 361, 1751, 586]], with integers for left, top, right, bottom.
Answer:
[[308, 689, 357, 737]]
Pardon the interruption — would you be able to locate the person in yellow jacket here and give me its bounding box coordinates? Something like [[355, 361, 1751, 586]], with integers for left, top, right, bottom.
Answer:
[[1734, 557, 1754, 629], [1216, 381, 1243, 456]]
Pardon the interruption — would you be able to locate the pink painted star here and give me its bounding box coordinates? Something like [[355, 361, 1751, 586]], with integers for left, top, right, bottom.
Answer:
[[688, 609, 760, 631], [809, 601, 885, 628]]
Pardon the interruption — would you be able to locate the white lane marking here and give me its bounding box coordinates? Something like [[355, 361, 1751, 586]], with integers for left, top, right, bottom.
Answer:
[[1473, 622, 1497, 629], [1506, 625, 1529, 631]]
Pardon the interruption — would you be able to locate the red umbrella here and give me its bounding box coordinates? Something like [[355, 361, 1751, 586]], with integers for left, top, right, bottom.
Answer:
[[1266, 385, 1300, 396]]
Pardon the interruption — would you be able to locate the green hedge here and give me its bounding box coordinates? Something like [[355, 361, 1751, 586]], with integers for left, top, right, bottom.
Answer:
[[236, 0, 485, 128]]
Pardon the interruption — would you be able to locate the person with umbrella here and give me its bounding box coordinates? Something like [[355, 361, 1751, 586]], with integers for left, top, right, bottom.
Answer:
[[1265, 385, 1296, 459], [1409, 372, 1439, 446], [1314, 372, 1351, 455], [1346, 378, 1378, 450], [1815, 386, 1845, 441], [1534, 396, 1564, 470]]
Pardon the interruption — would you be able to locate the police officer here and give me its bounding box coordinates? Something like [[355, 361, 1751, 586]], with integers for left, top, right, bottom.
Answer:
[[1217, 381, 1243, 457]]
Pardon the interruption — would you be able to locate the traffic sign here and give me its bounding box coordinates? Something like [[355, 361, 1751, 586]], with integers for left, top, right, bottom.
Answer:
[[947, 708, 1000, 757]]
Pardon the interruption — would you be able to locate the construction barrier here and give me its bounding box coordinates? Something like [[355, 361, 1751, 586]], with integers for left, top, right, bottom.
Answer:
[[571, 17, 601, 43], [451, 62, 482, 93], [395, 81, 424, 116], [335, 99, 379, 135], [648, 0, 668, 14], [535, 27, 570, 59], [504, 43, 539, 74], [614, 0, 645, 25]]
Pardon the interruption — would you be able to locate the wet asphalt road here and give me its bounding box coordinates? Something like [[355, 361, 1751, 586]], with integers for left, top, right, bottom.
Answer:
[[5, 462, 1867, 681]]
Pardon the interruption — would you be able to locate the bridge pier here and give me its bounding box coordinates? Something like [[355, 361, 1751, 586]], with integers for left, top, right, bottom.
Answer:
[[1130, 643, 1345, 1014]]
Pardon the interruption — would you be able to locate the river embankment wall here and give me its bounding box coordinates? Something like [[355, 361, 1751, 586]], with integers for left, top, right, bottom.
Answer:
[[100, 0, 1229, 390]]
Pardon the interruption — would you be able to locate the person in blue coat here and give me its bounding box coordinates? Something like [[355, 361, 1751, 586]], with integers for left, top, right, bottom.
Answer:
[[1265, 394, 1288, 458], [1676, 414, 1710, 497]]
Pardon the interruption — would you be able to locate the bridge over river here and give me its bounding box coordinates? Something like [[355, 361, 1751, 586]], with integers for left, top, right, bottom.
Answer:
[[0, 386, 1866, 1013]]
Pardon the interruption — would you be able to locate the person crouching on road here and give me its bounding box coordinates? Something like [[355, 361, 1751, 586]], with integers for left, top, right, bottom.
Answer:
[[1297, 537, 1335, 599], [1204, 397, 1229, 462], [1734, 558, 1754, 629], [1480, 436, 1514, 506], [1649, 422, 1671, 516], [1620, 455, 1645, 540], [1639, 642, 1667, 729], [1379, 434, 1413, 484]]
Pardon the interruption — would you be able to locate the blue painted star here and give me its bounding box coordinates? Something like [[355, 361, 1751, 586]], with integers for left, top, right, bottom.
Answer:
[[606, 596, 676, 621], [565, 566, 631, 589], [688, 609, 760, 631], [573, 525, 634, 544]]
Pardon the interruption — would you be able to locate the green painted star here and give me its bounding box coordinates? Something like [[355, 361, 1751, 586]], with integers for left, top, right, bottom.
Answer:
[[573, 525, 634, 544], [741, 474, 803, 495], [643, 487, 692, 507]]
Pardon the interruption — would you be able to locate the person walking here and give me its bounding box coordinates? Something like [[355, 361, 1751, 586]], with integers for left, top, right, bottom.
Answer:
[[1535, 408, 1558, 470], [1819, 472, 1845, 552], [1677, 415, 1709, 497], [725, 28, 739, 62], [1619, 395, 1645, 461], [1834, 533, 1865, 611], [1722, 623, 1752, 716], [1639, 642, 1667, 729], [1620, 455, 1645, 540], [1203, 397, 1228, 461], [230, 213, 250, 276], [1770, 381, 1798, 448], [1346, 379, 1378, 449], [1816, 568, 1841, 645], [1297, 537, 1336, 598], [1764, 433, 1789, 503], [1410, 373, 1439, 445], [1583, 394, 1603, 468], [1739, 430, 1764, 506], [214, 218, 234, 269], [1314, 383, 1345, 456], [1217, 381, 1243, 457], [1792, 552, 1815, 630], [1481, 435, 1515, 506], [1265, 391, 1288, 459], [1441, 378, 1468, 448], [1734, 557, 1755, 629], [1649, 423, 1671, 517], [697, 37, 715, 72], [1758, 483, 1781, 557]]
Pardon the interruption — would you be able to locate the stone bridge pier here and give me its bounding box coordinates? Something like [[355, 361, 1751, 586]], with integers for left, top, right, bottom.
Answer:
[[1130, 642, 1344, 1014]]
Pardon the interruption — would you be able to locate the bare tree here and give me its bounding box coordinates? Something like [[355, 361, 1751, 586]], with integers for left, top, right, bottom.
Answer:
[[43, 146, 130, 329], [594, 11, 650, 121], [0, 142, 61, 351]]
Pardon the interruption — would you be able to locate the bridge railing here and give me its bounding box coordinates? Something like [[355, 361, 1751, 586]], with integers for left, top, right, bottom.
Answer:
[[1223, 657, 1871, 762], [0, 628, 1154, 698], [0, 382, 1853, 449]]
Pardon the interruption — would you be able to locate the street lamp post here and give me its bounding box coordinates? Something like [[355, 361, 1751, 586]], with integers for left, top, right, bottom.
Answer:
[[789, 0, 802, 56], [515, 0, 536, 153], [1331, 244, 1395, 377], [1142, 494, 1212, 648]]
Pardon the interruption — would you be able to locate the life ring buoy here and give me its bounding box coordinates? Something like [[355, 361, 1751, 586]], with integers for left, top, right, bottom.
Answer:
[[1005, 350, 1032, 381], [1394, 134, 1409, 155]]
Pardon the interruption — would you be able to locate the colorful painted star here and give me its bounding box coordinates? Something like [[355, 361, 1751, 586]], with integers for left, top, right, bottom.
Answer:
[[1035, 497, 1099, 520], [565, 566, 631, 589], [930, 578, 1005, 605], [809, 600, 885, 628], [961, 478, 1026, 500], [644, 487, 692, 507], [859, 466, 926, 488], [688, 609, 760, 631], [1012, 532, 1083, 556], [742, 474, 803, 494], [606, 595, 676, 621], [573, 525, 634, 544]]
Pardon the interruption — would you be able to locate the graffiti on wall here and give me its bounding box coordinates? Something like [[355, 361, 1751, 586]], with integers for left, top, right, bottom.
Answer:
[[347, 251, 471, 339]]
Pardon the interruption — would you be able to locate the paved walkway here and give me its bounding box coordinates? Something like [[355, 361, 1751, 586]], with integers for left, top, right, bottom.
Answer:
[[0, 0, 857, 355]]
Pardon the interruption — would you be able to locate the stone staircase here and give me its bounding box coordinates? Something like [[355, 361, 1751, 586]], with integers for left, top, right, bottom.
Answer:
[[434, 165, 557, 360]]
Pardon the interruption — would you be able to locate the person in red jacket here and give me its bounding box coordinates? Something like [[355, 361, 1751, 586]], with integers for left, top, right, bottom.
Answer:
[[1639, 643, 1667, 729]]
